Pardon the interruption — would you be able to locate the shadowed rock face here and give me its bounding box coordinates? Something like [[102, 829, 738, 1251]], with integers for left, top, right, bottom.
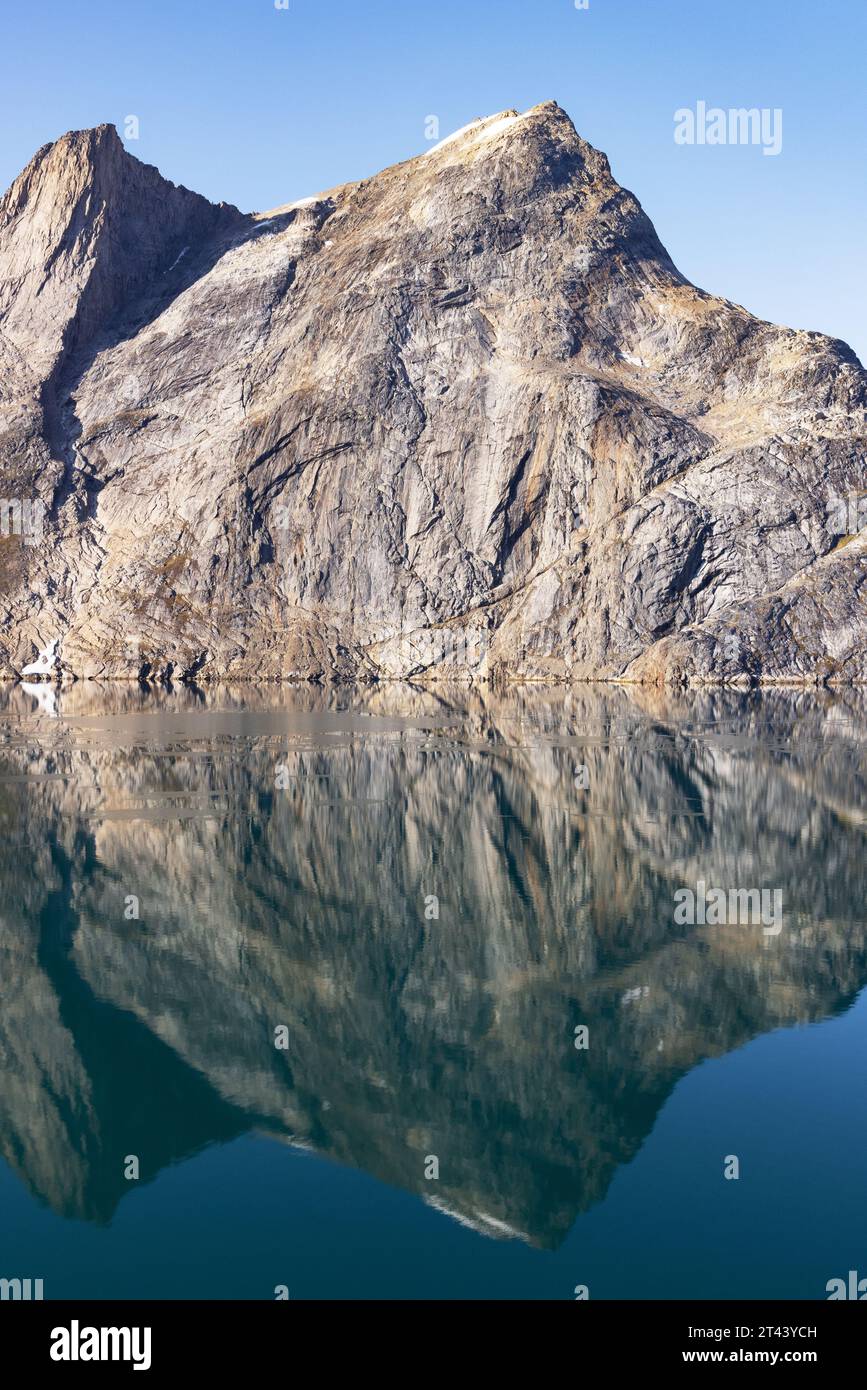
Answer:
[[0, 104, 864, 685], [0, 685, 865, 1242]]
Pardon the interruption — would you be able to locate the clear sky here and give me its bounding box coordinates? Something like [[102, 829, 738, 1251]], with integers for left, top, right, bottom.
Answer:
[[2, 0, 865, 359]]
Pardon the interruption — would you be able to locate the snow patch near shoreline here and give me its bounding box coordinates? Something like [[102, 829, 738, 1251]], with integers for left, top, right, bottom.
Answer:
[[21, 637, 60, 677]]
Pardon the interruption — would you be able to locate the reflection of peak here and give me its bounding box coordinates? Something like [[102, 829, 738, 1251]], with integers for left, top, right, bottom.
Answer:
[[0, 686, 865, 1244], [0, 886, 249, 1224], [423, 1195, 530, 1242]]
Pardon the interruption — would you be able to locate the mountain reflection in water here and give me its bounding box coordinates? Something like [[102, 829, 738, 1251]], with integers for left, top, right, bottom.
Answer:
[[0, 681, 865, 1291]]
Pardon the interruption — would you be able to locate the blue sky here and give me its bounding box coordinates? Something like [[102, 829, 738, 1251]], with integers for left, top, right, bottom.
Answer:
[[2, 0, 865, 359]]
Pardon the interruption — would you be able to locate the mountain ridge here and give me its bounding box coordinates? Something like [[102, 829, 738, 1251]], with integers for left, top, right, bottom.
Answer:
[[0, 102, 864, 685]]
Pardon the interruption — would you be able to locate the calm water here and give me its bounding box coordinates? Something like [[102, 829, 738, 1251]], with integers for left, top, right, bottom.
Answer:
[[0, 681, 865, 1300]]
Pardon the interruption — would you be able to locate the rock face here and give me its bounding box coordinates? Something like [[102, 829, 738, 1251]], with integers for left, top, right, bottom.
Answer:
[[0, 104, 864, 685]]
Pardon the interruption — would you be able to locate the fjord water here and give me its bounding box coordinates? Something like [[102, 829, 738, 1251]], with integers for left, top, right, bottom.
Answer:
[[0, 682, 865, 1301]]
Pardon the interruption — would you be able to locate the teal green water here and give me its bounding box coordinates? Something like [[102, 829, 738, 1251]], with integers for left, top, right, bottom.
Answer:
[[0, 683, 865, 1299]]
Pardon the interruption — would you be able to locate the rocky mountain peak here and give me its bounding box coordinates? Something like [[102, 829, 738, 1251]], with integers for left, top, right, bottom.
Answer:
[[422, 100, 611, 180], [0, 122, 242, 387], [0, 103, 864, 687], [0, 122, 123, 219]]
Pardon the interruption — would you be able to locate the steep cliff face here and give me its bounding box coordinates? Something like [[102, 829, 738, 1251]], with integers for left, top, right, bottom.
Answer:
[[0, 103, 864, 684]]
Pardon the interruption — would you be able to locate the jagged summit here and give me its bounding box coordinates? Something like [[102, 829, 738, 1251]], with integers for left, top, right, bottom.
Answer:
[[419, 101, 610, 177], [421, 103, 560, 158], [3, 119, 212, 208], [0, 103, 864, 686], [2, 121, 123, 200], [0, 121, 242, 385]]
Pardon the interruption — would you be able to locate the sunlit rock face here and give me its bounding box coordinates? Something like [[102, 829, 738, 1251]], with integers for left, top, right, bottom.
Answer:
[[0, 685, 865, 1242], [0, 105, 864, 685]]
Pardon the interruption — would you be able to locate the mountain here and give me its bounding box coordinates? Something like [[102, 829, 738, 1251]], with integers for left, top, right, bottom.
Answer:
[[0, 104, 864, 685]]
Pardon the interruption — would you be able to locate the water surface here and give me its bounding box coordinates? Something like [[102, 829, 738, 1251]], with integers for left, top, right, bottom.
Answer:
[[0, 681, 865, 1299]]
